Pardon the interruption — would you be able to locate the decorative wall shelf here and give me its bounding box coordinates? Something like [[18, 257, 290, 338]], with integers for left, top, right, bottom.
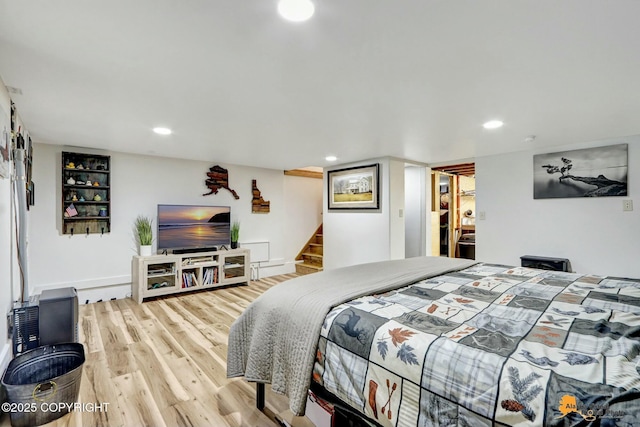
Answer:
[[62, 151, 111, 235]]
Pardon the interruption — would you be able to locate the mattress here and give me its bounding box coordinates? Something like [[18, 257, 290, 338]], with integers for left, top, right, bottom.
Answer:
[[312, 263, 640, 426]]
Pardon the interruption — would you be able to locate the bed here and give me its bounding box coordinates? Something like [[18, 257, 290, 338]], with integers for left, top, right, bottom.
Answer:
[[227, 256, 640, 426]]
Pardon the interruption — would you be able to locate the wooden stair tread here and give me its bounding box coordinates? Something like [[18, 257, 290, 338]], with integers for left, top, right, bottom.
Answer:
[[296, 223, 324, 275], [302, 252, 323, 258], [296, 262, 323, 271]]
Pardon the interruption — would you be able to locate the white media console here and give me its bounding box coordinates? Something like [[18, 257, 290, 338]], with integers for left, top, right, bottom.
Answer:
[[131, 248, 250, 304]]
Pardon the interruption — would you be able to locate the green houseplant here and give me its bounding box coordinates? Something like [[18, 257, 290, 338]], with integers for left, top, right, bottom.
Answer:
[[230, 221, 240, 249], [134, 215, 153, 256]]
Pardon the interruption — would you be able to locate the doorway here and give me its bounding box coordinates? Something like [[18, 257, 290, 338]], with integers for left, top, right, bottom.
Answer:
[[430, 163, 476, 259]]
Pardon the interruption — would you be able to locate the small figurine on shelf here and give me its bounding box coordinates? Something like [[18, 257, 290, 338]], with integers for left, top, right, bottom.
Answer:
[[66, 177, 76, 185], [66, 162, 75, 169], [71, 193, 78, 202], [77, 164, 84, 169], [86, 180, 92, 186], [93, 181, 100, 187], [64, 203, 78, 218], [79, 196, 85, 202], [93, 194, 102, 201]]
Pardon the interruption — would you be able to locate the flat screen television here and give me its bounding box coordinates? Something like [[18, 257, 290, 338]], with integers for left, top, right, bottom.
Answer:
[[157, 204, 231, 253]]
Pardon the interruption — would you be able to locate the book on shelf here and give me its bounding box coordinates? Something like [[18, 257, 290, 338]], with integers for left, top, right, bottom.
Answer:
[[203, 266, 218, 285], [182, 271, 198, 288]]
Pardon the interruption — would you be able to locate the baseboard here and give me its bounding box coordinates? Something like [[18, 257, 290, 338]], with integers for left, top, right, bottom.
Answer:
[[31, 274, 131, 293], [32, 283, 133, 305], [257, 261, 296, 278], [27, 260, 298, 303], [75, 284, 133, 305]]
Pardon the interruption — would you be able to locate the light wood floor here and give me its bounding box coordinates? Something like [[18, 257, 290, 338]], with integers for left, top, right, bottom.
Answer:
[[1, 274, 301, 427]]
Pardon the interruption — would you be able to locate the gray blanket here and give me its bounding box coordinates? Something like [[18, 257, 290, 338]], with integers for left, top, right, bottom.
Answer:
[[226, 256, 476, 415]]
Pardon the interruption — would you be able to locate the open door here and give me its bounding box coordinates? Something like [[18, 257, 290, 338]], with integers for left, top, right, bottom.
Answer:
[[430, 172, 455, 257], [431, 163, 475, 259]]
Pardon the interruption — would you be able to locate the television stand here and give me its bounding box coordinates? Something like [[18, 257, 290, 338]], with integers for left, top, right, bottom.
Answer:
[[131, 248, 250, 304]]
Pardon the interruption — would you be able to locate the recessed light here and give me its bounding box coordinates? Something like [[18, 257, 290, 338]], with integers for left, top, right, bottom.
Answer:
[[483, 120, 503, 129], [325, 155, 337, 162], [278, 0, 315, 22], [153, 127, 172, 135]]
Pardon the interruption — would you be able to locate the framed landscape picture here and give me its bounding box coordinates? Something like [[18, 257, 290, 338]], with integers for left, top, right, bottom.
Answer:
[[533, 144, 628, 199], [328, 163, 379, 210]]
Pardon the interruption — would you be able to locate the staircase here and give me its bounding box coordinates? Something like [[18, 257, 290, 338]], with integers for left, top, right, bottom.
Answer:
[[295, 224, 323, 275]]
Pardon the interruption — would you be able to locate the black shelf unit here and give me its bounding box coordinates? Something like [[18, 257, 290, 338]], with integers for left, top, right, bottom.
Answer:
[[62, 151, 111, 235]]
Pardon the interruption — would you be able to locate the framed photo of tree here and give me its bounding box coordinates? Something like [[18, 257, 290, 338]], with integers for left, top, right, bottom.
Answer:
[[533, 144, 628, 199], [328, 163, 380, 210]]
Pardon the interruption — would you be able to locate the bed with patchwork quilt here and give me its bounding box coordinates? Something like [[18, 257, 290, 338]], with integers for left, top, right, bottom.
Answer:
[[312, 262, 640, 426]]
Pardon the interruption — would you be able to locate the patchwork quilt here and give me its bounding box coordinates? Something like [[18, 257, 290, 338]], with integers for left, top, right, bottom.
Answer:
[[312, 263, 640, 426]]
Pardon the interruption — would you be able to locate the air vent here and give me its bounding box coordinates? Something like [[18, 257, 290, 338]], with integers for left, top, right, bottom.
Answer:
[[11, 302, 40, 355]]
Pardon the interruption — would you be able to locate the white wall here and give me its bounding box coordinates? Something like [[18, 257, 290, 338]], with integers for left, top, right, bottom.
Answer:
[[476, 135, 639, 277], [324, 157, 406, 270], [404, 166, 428, 258], [28, 144, 322, 303], [283, 174, 323, 259], [0, 81, 13, 374], [388, 160, 405, 260]]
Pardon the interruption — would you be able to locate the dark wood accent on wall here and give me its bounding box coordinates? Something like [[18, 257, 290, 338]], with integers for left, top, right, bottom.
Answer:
[[284, 169, 323, 179], [431, 163, 475, 176]]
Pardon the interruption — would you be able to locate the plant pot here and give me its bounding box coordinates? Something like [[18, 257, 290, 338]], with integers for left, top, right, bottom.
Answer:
[[139, 245, 152, 256], [231, 241, 238, 249]]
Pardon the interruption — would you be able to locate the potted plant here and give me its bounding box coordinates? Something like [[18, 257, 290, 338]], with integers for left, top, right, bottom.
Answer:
[[134, 215, 153, 256], [230, 221, 240, 249]]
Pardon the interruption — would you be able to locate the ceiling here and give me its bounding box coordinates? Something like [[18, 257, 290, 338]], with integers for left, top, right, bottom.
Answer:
[[1, 1, 639, 171]]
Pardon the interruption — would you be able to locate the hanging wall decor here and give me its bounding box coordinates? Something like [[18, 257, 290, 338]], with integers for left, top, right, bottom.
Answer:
[[24, 134, 34, 207], [328, 163, 380, 210], [0, 103, 10, 179], [251, 180, 270, 213], [203, 165, 240, 199], [533, 144, 628, 199]]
